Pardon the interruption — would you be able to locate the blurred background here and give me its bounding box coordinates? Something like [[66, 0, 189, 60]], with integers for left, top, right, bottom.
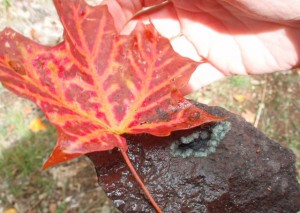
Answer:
[[0, 0, 299, 212]]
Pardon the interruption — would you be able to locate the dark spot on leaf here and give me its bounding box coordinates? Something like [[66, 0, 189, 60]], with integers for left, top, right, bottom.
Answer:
[[139, 121, 148, 125], [145, 29, 154, 42], [188, 111, 201, 121], [77, 71, 94, 85], [8, 60, 26, 75], [79, 10, 85, 16], [155, 108, 171, 122]]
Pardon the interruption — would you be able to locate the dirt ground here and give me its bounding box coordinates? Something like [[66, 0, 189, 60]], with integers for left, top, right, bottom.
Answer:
[[0, 0, 299, 212]]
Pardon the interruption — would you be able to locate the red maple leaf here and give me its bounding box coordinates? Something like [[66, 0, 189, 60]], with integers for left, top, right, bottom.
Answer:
[[0, 0, 222, 211]]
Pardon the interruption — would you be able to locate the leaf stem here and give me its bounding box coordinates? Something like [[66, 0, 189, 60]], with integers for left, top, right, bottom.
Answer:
[[120, 149, 162, 213]]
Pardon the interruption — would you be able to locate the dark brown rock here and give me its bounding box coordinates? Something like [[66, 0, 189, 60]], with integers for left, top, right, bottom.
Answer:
[[87, 103, 300, 213]]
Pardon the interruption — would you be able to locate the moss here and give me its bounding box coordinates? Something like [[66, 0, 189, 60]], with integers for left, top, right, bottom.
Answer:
[[170, 121, 231, 158]]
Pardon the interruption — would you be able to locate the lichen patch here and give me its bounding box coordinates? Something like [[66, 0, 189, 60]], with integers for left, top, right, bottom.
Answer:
[[170, 121, 231, 158]]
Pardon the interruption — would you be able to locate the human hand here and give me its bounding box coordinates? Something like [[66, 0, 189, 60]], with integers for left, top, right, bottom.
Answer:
[[102, 0, 300, 92]]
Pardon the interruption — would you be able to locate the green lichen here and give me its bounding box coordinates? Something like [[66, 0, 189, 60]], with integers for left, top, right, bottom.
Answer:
[[170, 121, 231, 158]]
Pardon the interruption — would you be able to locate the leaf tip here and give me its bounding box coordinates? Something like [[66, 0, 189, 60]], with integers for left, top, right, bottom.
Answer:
[[42, 145, 81, 170]]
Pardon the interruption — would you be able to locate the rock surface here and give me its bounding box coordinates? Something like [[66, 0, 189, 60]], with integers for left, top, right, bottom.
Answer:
[[87, 103, 300, 213]]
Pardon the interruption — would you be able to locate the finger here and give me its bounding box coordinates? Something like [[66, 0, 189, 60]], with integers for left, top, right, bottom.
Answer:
[[102, 0, 168, 33], [101, 0, 143, 32], [121, 0, 180, 36], [222, 0, 300, 26], [181, 63, 226, 95]]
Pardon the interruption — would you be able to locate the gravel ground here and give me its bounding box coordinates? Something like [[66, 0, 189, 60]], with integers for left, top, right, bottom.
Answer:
[[0, 0, 103, 45], [0, 0, 62, 45]]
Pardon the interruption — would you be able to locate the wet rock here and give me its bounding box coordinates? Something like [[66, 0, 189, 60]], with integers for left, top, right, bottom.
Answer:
[[87, 103, 300, 213]]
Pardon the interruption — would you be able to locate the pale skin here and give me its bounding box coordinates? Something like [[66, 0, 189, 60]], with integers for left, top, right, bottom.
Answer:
[[102, 0, 300, 93]]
